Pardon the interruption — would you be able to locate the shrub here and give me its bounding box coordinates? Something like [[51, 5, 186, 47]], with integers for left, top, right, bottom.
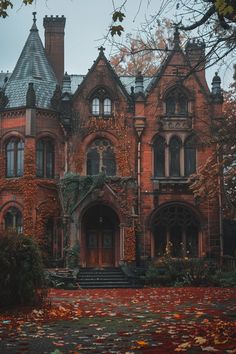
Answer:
[[144, 257, 217, 287], [0, 233, 46, 308], [210, 271, 236, 287], [144, 262, 172, 286]]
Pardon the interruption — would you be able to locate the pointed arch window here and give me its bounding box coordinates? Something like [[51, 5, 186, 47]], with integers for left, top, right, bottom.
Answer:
[[154, 136, 165, 177], [92, 98, 100, 115], [4, 207, 23, 234], [87, 139, 116, 176], [153, 205, 199, 258], [36, 138, 54, 178], [165, 88, 188, 115], [6, 138, 24, 177], [184, 135, 197, 176], [90, 88, 112, 117], [169, 136, 181, 176]]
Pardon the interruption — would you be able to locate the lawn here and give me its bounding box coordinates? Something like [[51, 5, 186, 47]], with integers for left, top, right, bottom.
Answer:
[[0, 287, 235, 353]]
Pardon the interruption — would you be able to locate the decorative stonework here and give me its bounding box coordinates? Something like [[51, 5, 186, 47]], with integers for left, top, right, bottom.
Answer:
[[159, 117, 192, 131]]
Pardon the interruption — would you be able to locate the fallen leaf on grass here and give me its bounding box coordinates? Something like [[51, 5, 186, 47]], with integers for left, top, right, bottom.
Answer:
[[136, 340, 149, 347], [175, 342, 191, 351], [194, 336, 207, 345]]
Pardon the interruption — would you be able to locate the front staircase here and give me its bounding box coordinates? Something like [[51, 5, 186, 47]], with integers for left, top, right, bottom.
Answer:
[[78, 267, 132, 289]]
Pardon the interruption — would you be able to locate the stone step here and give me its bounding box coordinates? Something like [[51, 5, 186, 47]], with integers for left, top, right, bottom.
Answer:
[[78, 267, 132, 289]]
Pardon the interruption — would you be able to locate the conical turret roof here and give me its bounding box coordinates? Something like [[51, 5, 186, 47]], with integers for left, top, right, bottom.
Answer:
[[5, 13, 57, 109]]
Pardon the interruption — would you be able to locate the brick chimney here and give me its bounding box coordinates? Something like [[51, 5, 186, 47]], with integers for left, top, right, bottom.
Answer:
[[43, 15, 66, 85]]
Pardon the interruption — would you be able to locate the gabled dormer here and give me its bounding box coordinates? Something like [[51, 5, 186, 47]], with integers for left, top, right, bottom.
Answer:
[[72, 46, 132, 119]]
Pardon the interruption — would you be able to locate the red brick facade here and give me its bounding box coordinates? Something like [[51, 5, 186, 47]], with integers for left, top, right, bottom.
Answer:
[[0, 17, 223, 267]]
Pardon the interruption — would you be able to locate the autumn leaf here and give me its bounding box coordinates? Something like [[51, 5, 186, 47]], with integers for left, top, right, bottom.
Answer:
[[194, 336, 207, 345], [112, 11, 125, 22]]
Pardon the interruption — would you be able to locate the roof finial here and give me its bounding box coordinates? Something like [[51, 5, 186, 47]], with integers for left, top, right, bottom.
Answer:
[[98, 46, 105, 53], [30, 12, 38, 32], [33, 12, 37, 23]]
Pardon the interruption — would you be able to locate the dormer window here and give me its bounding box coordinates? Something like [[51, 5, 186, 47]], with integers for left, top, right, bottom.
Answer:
[[165, 88, 188, 116], [90, 89, 112, 117]]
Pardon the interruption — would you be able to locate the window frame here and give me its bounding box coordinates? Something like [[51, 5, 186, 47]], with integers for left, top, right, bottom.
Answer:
[[36, 138, 55, 178], [86, 138, 116, 176], [6, 138, 24, 178], [153, 136, 166, 177], [165, 88, 188, 116], [184, 135, 197, 177], [90, 88, 113, 117], [169, 136, 181, 177], [4, 206, 23, 234]]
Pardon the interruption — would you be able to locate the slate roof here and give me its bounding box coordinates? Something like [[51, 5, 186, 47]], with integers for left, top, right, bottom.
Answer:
[[69, 74, 152, 95], [4, 18, 57, 109]]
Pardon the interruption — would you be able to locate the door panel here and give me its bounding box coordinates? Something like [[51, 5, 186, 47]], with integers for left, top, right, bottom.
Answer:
[[86, 229, 114, 267], [87, 231, 99, 267], [102, 230, 113, 266]]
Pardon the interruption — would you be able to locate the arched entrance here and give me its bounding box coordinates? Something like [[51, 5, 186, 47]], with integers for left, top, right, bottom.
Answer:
[[82, 204, 119, 268], [152, 204, 200, 258]]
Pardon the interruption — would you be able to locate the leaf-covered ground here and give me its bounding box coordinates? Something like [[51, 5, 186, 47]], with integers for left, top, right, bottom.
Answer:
[[0, 287, 235, 353]]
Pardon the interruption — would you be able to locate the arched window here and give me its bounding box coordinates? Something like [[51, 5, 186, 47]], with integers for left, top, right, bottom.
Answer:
[[6, 138, 24, 177], [103, 98, 112, 115], [87, 148, 100, 175], [169, 136, 181, 176], [4, 207, 23, 234], [165, 88, 188, 115], [154, 136, 165, 177], [184, 135, 196, 176], [36, 138, 54, 178], [92, 98, 100, 115], [90, 88, 112, 117], [153, 205, 199, 258], [103, 146, 116, 176], [86, 139, 116, 176]]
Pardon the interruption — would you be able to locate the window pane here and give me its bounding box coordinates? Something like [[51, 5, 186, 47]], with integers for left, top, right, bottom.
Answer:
[[185, 137, 196, 176], [5, 207, 23, 234], [102, 147, 116, 176], [178, 95, 188, 114], [104, 98, 112, 115], [154, 224, 167, 257], [36, 141, 44, 177], [166, 96, 175, 114], [17, 141, 24, 176], [46, 141, 54, 178], [186, 226, 198, 256], [6, 144, 14, 177], [92, 98, 100, 115], [170, 137, 181, 176], [154, 136, 165, 177], [87, 148, 100, 175]]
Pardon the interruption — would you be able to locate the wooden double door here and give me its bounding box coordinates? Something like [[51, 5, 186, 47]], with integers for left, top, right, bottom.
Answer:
[[86, 229, 114, 267]]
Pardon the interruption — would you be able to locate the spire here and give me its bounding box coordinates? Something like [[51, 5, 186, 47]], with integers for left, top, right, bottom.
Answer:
[[4, 16, 57, 109]]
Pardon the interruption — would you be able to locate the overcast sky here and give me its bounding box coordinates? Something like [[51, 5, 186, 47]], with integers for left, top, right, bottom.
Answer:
[[0, 0, 233, 89]]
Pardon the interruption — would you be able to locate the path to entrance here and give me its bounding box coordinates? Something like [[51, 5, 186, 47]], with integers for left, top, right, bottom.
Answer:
[[0, 288, 235, 353]]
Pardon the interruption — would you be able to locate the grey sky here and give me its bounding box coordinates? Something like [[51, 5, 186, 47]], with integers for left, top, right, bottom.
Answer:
[[0, 0, 233, 89]]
